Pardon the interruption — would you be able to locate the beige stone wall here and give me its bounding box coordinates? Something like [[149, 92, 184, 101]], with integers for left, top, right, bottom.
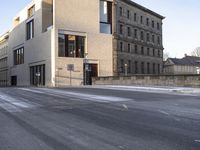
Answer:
[[93, 75, 200, 88], [54, 0, 114, 85]]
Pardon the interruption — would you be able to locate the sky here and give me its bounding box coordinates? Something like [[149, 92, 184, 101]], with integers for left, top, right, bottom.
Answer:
[[0, 0, 200, 58]]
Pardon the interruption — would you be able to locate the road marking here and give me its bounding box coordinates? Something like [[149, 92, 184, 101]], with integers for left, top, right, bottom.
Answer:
[[0, 92, 34, 113], [18, 88, 45, 94], [38, 88, 132, 103], [194, 140, 200, 143], [158, 110, 169, 115]]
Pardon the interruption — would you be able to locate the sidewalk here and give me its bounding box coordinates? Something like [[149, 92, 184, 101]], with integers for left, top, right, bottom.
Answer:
[[92, 85, 200, 96]]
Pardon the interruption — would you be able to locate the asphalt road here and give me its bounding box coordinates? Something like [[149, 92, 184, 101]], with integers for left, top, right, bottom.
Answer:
[[0, 87, 200, 150]]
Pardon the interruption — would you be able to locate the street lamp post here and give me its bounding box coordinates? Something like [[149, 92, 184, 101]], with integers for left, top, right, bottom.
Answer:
[[124, 63, 128, 76]]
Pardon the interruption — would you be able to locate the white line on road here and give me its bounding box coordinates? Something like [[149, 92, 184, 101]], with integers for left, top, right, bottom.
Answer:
[[194, 140, 200, 143], [158, 110, 170, 115]]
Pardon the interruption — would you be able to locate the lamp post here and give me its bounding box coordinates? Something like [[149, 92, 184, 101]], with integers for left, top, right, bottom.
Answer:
[[84, 53, 88, 85], [124, 63, 128, 76]]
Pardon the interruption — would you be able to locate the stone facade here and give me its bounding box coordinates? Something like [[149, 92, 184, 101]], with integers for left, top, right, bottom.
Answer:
[[113, 0, 164, 76]]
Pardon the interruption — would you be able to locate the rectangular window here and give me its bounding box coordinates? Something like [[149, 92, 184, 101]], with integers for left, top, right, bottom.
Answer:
[[140, 16, 143, 24], [141, 46, 144, 55], [153, 49, 155, 56], [120, 42, 123, 52], [134, 29, 137, 39], [157, 23, 160, 30], [158, 64, 160, 74], [127, 10, 130, 19], [157, 36, 160, 45], [26, 19, 34, 40], [28, 5, 35, 17], [147, 33, 150, 42], [120, 59, 124, 73], [147, 48, 150, 56], [147, 62, 150, 74], [153, 63, 156, 74], [58, 34, 85, 58], [30, 64, 45, 86], [134, 13, 137, 21], [135, 45, 138, 54], [152, 34, 155, 43], [140, 31, 144, 41], [119, 24, 123, 34], [152, 20, 155, 28], [135, 61, 138, 74], [141, 62, 144, 74], [158, 50, 160, 57], [128, 60, 131, 73], [128, 43, 131, 53], [127, 27, 131, 37], [146, 18, 149, 26], [120, 7, 123, 16], [100, 0, 112, 34], [14, 47, 24, 65]]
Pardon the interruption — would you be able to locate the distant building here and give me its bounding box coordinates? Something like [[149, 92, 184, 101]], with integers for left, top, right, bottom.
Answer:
[[164, 55, 200, 75], [0, 0, 164, 86]]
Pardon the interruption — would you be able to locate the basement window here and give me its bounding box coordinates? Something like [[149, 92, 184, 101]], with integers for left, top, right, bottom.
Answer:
[[100, 0, 112, 34]]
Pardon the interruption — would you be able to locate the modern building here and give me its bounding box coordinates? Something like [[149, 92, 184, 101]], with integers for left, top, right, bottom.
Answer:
[[164, 55, 200, 75], [0, 0, 164, 87]]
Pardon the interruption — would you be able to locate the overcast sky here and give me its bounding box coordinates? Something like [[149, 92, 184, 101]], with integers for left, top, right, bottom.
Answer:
[[0, 0, 200, 58]]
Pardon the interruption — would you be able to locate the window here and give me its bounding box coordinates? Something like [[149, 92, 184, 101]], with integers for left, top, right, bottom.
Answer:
[[158, 64, 160, 74], [128, 60, 131, 73], [146, 18, 149, 26], [140, 16, 143, 24], [134, 13, 137, 21], [147, 62, 150, 74], [146, 33, 150, 42], [141, 46, 144, 55], [157, 36, 160, 45], [141, 62, 144, 74], [119, 24, 123, 34], [153, 63, 156, 74], [119, 7, 123, 16], [128, 43, 131, 53], [153, 49, 155, 56], [134, 29, 137, 39], [14, 47, 24, 65], [135, 45, 138, 54], [120, 42, 123, 52], [152, 20, 155, 28], [58, 34, 85, 58], [127, 10, 130, 19], [158, 50, 160, 57], [157, 23, 160, 30], [120, 59, 124, 73], [147, 48, 150, 56], [152, 34, 155, 43], [140, 31, 144, 41], [135, 61, 138, 74], [30, 64, 45, 86], [28, 5, 35, 17], [26, 19, 34, 40], [100, 0, 112, 34], [127, 27, 131, 37]]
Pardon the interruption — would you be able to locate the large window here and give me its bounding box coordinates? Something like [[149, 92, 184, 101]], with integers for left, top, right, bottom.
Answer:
[[58, 34, 85, 58], [100, 0, 112, 34], [26, 20, 34, 40], [14, 47, 24, 65], [30, 64, 45, 86]]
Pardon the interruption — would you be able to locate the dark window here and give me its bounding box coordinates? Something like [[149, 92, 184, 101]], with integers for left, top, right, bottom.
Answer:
[[134, 29, 137, 39], [135, 61, 138, 74], [58, 34, 85, 58], [147, 62, 150, 74], [119, 7, 123, 16], [146, 18, 149, 26], [157, 36, 160, 45], [147, 48, 150, 56], [30, 64, 45, 86], [100, 0, 112, 34], [141, 46, 144, 55], [127, 27, 131, 36], [134, 13, 137, 21], [140, 16, 143, 24], [152, 34, 155, 43], [153, 63, 156, 74], [147, 33, 150, 42], [135, 45, 138, 54], [128, 43, 131, 53], [128, 60, 131, 73], [157, 23, 160, 30], [158, 64, 160, 74], [152, 20, 155, 28], [14, 47, 24, 65], [158, 50, 160, 57], [141, 62, 144, 74], [120, 42, 123, 52], [127, 10, 130, 19], [26, 19, 34, 40], [153, 49, 155, 56], [119, 24, 123, 34], [140, 31, 144, 40], [120, 59, 124, 73]]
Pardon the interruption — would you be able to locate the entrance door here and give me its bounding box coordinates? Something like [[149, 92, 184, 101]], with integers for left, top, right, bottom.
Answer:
[[11, 76, 17, 86], [84, 64, 98, 85]]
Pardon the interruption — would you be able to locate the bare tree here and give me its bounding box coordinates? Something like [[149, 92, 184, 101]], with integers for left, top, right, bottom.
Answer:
[[191, 47, 200, 57], [163, 52, 169, 61]]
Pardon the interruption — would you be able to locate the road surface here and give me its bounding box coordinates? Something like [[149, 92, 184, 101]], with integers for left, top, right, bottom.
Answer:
[[0, 87, 200, 150]]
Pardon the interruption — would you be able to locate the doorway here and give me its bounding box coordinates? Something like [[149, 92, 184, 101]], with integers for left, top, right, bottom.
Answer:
[[84, 64, 98, 85], [11, 76, 17, 86]]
